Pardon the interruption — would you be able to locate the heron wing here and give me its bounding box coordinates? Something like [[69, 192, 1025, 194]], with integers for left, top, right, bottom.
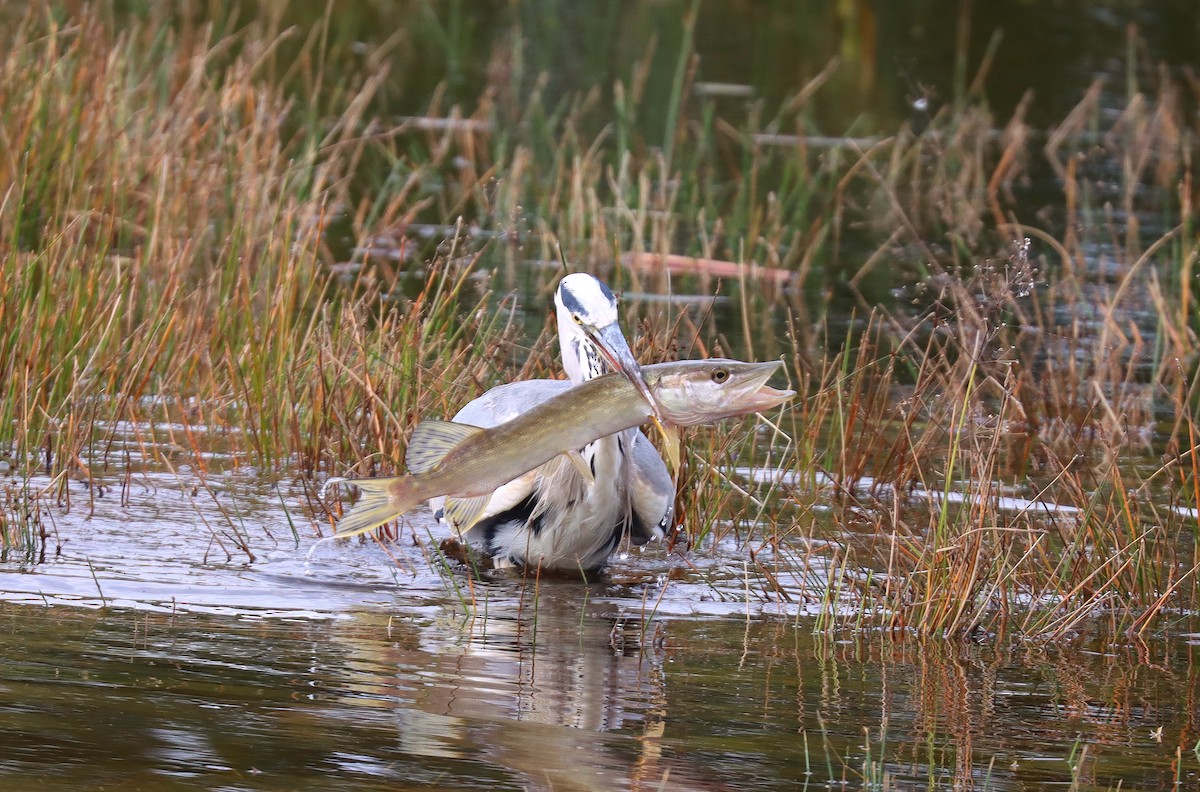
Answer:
[[452, 378, 571, 427], [628, 430, 673, 544], [427, 379, 571, 524]]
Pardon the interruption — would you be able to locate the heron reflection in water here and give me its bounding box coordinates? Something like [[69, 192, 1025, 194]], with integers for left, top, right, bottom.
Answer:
[[431, 273, 674, 574]]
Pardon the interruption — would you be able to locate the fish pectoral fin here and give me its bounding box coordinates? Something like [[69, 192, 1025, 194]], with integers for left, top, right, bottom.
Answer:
[[444, 494, 491, 532], [651, 416, 681, 472], [444, 494, 490, 532], [563, 450, 595, 485], [405, 419, 485, 475], [332, 476, 408, 538]]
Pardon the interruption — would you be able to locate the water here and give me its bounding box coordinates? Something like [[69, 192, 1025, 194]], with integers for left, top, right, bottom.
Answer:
[[3, 585, 1198, 790], [2, 426, 1198, 790]]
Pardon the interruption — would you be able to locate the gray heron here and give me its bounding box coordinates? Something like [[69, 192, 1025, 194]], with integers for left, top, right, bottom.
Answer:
[[431, 273, 673, 573]]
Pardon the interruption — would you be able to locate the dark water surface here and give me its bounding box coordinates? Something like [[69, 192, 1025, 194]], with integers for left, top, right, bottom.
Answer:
[[289, 0, 1200, 354], [3, 592, 1199, 791], [232, 0, 1200, 133]]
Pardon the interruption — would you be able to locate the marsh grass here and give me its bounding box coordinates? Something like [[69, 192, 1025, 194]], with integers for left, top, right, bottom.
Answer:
[[0, 5, 518, 550], [2, 3, 1199, 638], [742, 179, 1200, 636]]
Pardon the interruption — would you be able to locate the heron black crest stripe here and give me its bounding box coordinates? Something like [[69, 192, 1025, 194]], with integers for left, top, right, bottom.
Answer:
[[557, 277, 616, 317]]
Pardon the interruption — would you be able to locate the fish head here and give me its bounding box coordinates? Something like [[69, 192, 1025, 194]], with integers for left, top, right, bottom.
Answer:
[[646, 359, 795, 427]]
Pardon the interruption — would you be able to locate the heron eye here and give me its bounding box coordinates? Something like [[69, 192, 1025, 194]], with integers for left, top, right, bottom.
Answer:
[[711, 368, 729, 383], [571, 313, 583, 325]]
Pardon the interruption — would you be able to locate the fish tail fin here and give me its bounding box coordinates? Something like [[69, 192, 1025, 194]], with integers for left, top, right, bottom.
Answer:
[[326, 476, 418, 539]]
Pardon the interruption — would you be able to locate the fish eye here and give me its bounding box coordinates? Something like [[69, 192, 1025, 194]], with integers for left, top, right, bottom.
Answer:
[[711, 368, 729, 383]]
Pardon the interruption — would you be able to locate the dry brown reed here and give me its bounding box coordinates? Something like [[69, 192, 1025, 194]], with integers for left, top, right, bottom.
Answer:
[[709, 65, 1200, 639], [0, 6, 524, 551]]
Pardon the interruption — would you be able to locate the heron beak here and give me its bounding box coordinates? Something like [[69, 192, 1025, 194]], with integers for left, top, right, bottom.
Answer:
[[587, 322, 655, 406], [586, 322, 681, 470]]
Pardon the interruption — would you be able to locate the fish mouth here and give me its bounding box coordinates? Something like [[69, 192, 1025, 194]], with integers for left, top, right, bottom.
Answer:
[[719, 360, 795, 416], [734, 361, 795, 413], [743, 383, 795, 412]]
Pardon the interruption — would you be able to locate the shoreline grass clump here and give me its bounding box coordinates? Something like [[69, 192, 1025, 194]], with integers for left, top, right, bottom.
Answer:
[[0, 5, 522, 554], [733, 207, 1200, 637]]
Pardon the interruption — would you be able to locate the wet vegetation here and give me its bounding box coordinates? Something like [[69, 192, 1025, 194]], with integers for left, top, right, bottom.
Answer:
[[3, 2, 1200, 785]]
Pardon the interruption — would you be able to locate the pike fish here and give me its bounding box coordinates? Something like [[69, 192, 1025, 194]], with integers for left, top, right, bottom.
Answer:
[[324, 359, 794, 539]]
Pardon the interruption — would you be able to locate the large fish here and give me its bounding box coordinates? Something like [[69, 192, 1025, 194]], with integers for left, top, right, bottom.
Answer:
[[325, 359, 793, 538]]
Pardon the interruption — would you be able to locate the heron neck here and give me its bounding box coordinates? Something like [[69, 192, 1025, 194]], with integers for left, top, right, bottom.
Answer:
[[564, 335, 605, 384], [581, 429, 632, 508]]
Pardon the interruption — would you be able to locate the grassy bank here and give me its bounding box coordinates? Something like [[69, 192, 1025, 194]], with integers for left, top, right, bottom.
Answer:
[[1, 3, 1198, 639]]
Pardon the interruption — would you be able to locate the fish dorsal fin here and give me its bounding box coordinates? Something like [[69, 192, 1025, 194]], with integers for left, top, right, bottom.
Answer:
[[405, 420, 484, 475], [443, 494, 491, 532]]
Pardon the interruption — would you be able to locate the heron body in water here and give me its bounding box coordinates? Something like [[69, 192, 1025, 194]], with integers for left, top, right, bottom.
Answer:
[[431, 273, 671, 573]]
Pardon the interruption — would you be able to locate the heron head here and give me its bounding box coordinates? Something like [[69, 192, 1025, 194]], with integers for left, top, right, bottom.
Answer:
[[554, 273, 636, 383], [555, 273, 674, 440]]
